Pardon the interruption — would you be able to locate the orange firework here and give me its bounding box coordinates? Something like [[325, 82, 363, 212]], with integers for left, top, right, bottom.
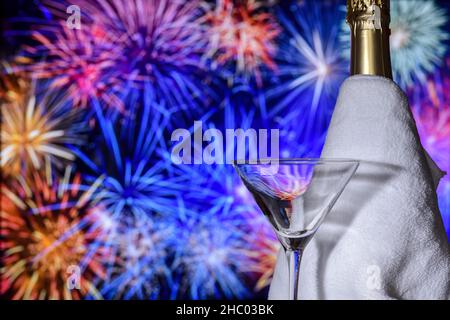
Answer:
[[245, 225, 280, 291], [1, 78, 84, 178], [0, 63, 30, 105], [1, 164, 108, 299], [205, 0, 280, 84]]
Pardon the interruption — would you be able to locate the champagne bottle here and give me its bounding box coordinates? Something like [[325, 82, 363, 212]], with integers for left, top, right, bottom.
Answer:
[[347, 0, 392, 78]]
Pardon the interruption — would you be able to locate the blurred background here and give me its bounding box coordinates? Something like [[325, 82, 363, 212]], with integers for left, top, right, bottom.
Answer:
[[0, 0, 449, 300]]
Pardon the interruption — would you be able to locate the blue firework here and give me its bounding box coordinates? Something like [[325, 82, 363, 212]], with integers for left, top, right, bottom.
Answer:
[[267, 1, 348, 140], [80, 0, 217, 122], [166, 90, 279, 299], [74, 87, 187, 219], [180, 87, 273, 210], [170, 199, 253, 300], [340, 0, 449, 88], [276, 116, 326, 159], [438, 178, 450, 235], [98, 215, 174, 300]]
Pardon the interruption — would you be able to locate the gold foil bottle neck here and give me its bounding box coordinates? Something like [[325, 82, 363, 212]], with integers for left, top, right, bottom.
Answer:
[[347, 0, 390, 31], [347, 0, 393, 79]]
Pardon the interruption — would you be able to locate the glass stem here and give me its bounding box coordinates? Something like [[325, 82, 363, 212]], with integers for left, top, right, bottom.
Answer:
[[286, 249, 303, 300]]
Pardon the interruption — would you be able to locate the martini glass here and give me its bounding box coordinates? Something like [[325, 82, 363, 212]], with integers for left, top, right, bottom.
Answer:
[[234, 158, 359, 300]]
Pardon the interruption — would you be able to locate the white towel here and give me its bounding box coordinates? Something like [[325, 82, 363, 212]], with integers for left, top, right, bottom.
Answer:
[[268, 75, 450, 300]]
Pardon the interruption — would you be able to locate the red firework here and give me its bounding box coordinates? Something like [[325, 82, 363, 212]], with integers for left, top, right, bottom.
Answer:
[[205, 0, 280, 84]]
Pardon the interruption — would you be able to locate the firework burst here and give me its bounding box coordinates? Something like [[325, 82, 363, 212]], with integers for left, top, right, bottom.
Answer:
[[1, 79, 85, 177], [98, 215, 173, 300], [276, 115, 326, 159], [244, 225, 279, 292], [410, 72, 450, 233], [84, 0, 212, 116], [75, 88, 187, 219], [167, 94, 277, 299], [412, 76, 450, 173], [15, 0, 213, 117], [170, 200, 253, 299], [204, 0, 280, 85], [267, 1, 347, 140], [1, 164, 108, 300], [414, 105, 450, 172], [0, 63, 30, 105], [180, 89, 269, 209], [438, 178, 450, 234], [340, 0, 449, 88], [17, 21, 124, 110]]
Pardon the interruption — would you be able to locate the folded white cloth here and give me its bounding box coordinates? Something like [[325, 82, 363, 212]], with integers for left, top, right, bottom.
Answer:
[[269, 75, 450, 300]]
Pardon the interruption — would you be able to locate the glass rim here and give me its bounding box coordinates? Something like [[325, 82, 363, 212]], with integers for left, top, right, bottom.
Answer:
[[232, 157, 360, 166]]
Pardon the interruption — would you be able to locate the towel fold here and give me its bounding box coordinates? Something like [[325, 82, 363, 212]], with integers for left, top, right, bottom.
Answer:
[[269, 75, 450, 300]]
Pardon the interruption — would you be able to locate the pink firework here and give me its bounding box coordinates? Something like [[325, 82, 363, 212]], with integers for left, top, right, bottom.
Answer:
[[18, 0, 210, 112], [18, 21, 124, 110], [69, 0, 209, 112], [205, 0, 280, 84], [80, 0, 207, 76], [437, 177, 450, 233], [412, 78, 450, 173]]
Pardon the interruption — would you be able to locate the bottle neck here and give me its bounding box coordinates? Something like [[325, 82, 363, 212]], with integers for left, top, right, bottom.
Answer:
[[347, 0, 393, 79], [350, 29, 392, 78]]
